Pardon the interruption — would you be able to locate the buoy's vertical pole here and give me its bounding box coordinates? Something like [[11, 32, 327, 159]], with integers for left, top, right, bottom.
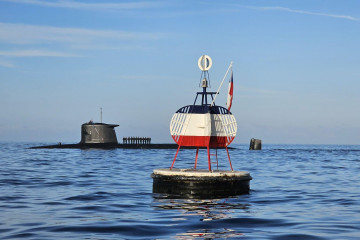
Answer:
[[226, 146, 233, 171], [194, 147, 199, 169], [170, 145, 181, 170], [100, 107, 103, 123], [207, 145, 212, 171]]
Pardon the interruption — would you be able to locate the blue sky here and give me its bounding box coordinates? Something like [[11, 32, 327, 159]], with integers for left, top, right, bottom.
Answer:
[[0, 0, 359, 144]]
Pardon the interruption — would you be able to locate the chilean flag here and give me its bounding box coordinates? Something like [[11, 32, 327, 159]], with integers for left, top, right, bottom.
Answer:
[[226, 71, 233, 111]]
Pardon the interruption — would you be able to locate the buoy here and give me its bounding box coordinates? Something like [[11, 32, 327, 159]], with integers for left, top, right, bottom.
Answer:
[[152, 168, 252, 198], [152, 55, 252, 198], [249, 138, 262, 150]]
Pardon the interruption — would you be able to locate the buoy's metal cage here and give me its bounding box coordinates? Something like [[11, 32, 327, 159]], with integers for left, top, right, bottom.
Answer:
[[170, 84, 237, 172]]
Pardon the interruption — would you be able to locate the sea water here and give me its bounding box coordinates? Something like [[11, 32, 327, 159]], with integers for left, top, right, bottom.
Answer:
[[0, 142, 359, 239]]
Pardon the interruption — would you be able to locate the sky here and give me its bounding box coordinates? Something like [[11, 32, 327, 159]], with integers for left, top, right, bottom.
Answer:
[[0, 0, 359, 144]]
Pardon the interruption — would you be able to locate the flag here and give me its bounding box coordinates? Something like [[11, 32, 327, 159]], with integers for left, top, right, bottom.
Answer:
[[226, 71, 233, 111]]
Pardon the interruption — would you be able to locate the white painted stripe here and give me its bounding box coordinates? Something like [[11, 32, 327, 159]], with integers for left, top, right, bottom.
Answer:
[[170, 113, 237, 137]]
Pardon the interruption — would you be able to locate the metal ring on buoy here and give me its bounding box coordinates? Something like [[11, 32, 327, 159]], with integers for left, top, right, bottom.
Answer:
[[198, 55, 212, 71]]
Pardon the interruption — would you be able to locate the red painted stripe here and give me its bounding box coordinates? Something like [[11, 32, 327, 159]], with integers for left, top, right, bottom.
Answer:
[[172, 135, 235, 147]]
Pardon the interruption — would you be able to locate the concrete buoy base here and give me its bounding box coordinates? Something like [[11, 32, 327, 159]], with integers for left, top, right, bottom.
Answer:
[[152, 168, 252, 198]]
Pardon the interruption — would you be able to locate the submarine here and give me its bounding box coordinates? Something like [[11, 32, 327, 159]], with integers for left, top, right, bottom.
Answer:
[[30, 120, 229, 150]]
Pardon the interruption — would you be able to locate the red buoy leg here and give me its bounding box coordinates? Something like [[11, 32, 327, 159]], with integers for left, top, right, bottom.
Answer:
[[194, 147, 199, 169], [170, 145, 181, 170], [207, 146, 212, 171], [226, 146, 233, 171]]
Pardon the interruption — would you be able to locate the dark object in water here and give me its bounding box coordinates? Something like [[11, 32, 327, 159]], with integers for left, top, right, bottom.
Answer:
[[80, 122, 118, 144], [29, 121, 234, 150], [151, 168, 252, 199], [29, 143, 215, 149], [29, 121, 180, 149], [249, 138, 262, 150]]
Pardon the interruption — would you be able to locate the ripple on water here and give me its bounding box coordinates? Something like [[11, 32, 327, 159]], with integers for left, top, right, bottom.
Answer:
[[0, 143, 360, 239]]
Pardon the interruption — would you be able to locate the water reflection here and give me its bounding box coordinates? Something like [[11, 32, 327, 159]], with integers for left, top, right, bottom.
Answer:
[[152, 194, 250, 238], [175, 228, 244, 239]]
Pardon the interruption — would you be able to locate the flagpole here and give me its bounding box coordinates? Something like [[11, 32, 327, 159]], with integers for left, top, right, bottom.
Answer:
[[210, 61, 233, 107]]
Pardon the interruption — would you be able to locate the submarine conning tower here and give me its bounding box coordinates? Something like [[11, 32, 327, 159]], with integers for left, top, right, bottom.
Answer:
[[80, 121, 119, 144]]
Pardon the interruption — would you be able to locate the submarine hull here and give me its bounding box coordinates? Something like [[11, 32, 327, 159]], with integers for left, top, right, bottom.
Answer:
[[29, 143, 233, 149]]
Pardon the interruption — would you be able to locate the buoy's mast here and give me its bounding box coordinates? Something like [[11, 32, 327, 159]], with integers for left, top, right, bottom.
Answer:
[[201, 71, 209, 105]]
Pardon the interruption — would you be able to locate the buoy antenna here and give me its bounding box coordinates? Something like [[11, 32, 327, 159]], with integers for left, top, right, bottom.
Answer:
[[100, 107, 103, 123]]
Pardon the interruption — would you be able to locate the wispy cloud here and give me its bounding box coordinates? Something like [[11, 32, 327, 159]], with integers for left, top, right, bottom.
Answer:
[[249, 6, 360, 21], [0, 22, 164, 66], [0, 22, 164, 45], [0, 59, 15, 68], [1, 0, 164, 11], [0, 50, 80, 57]]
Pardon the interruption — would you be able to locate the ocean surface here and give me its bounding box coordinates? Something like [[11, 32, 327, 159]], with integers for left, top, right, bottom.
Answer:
[[0, 142, 359, 239]]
